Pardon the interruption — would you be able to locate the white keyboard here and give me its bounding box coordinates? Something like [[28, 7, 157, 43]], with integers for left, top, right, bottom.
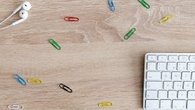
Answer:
[[143, 53, 195, 110]]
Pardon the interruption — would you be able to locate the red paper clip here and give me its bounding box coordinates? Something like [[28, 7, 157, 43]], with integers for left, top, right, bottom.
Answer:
[[64, 16, 79, 22]]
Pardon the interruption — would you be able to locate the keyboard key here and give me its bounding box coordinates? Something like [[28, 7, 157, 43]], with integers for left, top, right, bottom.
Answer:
[[158, 56, 167, 62], [172, 100, 186, 109], [147, 72, 161, 81], [178, 63, 187, 71], [188, 63, 195, 71], [167, 63, 177, 70], [179, 55, 189, 62], [147, 55, 157, 61], [192, 72, 195, 80], [162, 72, 171, 80], [147, 82, 162, 90], [168, 55, 178, 62], [157, 63, 167, 70], [178, 91, 187, 99], [190, 56, 195, 61], [158, 91, 167, 99], [182, 72, 191, 80], [172, 72, 181, 80], [147, 62, 156, 70], [160, 100, 171, 109], [188, 91, 195, 99], [174, 82, 183, 90], [145, 100, 159, 109], [168, 91, 177, 99], [164, 82, 173, 90], [187, 100, 195, 109], [146, 91, 157, 99], [184, 82, 193, 90], [194, 82, 195, 89]]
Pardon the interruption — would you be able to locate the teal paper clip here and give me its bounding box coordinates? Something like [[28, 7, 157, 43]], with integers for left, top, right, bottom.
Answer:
[[14, 74, 26, 86], [138, 0, 150, 9], [124, 27, 136, 40], [48, 39, 61, 50], [108, 0, 115, 12]]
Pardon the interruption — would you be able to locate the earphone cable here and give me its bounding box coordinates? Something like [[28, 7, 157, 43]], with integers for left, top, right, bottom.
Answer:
[[0, 25, 12, 31], [0, 12, 15, 25]]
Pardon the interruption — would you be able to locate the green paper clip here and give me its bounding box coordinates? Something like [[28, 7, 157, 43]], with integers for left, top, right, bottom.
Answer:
[[138, 0, 150, 9], [48, 39, 61, 50], [124, 27, 136, 40]]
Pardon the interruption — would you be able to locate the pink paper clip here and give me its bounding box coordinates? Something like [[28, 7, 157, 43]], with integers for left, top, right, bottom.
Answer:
[[64, 16, 79, 22]]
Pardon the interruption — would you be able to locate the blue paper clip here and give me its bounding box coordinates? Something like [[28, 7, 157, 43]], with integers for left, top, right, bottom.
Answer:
[[108, 0, 115, 12], [14, 74, 26, 86]]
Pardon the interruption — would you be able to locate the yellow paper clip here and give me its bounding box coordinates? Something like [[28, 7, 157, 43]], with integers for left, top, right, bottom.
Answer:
[[27, 77, 42, 85], [160, 15, 173, 24], [98, 101, 112, 108]]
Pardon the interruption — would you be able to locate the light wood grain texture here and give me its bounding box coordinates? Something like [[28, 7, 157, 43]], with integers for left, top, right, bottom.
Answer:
[[0, 0, 195, 110]]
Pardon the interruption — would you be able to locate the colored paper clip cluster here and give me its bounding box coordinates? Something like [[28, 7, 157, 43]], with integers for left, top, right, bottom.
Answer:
[[160, 15, 173, 24], [48, 39, 61, 50], [59, 83, 73, 93], [14, 74, 26, 86], [124, 27, 136, 40], [27, 77, 42, 85], [8, 104, 24, 110], [108, 0, 115, 12], [64, 16, 79, 22], [98, 101, 112, 108], [138, 0, 150, 9]]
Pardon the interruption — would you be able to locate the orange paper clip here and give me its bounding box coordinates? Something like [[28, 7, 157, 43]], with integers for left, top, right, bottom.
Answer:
[[64, 16, 79, 22]]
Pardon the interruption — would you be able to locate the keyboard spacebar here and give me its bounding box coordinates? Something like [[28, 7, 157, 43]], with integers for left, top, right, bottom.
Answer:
[[146, 81, 162, 90]]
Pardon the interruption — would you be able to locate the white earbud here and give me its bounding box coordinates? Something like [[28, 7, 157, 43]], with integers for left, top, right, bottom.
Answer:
[[12, 10, 29, 26], [0, 1, 31, 27], [22, 1, 32, 11]]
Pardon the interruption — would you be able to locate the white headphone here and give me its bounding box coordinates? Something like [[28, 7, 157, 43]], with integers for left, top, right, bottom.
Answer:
[[0, 1, 32, 30]]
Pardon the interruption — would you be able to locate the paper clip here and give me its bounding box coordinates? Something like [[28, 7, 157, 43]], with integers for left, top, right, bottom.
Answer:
[[27, 77, 42, 85], [98, 101, 112, 108], [14, 74, 26, 86], [59, 83, 73, 93], [48, 39, 61, 50], [8, 104, 24, 110], [124, 27, 136, 40], [138, 0, 150, 9], [64, 16, 79, 22], [160, 15, 173, 24], [108, 0, 115, 12]]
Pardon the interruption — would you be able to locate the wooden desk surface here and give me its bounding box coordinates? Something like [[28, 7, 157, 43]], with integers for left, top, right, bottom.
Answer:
[[0, 0, 195, 110]]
